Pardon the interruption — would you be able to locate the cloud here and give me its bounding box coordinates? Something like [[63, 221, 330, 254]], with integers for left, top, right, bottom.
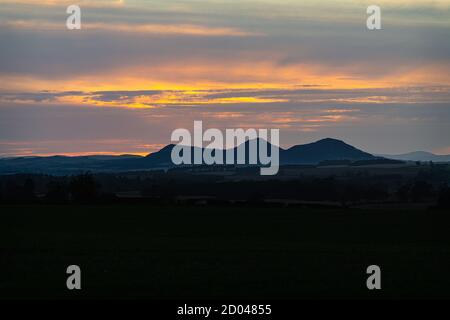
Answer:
[[1, 0, 449, 156], [0, 138, 164, 157], [1, 20, 261, 37], [2, 96, 450, 156], [2, 86, 449, 109], [0, 0, 125, 8]]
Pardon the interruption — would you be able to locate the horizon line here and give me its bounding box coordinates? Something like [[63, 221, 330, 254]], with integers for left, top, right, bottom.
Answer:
[[1, 137, 447, 159]]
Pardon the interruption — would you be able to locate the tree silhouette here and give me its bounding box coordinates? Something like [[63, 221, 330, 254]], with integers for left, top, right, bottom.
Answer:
[[437, 185, 450, 209], [23, 178, 35, 201], [45, 180, 69, 203], [411, 180, 433, 202], [69, 173, 98, 203]]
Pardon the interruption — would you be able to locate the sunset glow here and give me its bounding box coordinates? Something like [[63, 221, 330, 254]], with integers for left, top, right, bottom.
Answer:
[[1, 0, 450, 156]]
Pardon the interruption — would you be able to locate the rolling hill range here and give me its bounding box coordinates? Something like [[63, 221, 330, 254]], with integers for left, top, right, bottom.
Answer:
[[0, 138, 388, 175], [378, 151, 450, 162]]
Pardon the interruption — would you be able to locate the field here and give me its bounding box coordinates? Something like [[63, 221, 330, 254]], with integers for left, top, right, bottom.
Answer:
[[2, 205, 450, 299]]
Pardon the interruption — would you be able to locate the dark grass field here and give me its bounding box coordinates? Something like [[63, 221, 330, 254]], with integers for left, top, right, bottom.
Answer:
[[1, 205, 450, 299]]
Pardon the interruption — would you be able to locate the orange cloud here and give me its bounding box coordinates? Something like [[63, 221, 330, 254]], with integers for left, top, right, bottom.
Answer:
[[0, 0, 125, 8], [1, 20, 260, 37]]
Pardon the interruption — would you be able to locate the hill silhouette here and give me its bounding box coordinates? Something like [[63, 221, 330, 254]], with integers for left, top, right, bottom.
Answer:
[[0, 138, 380, 175], [281, 138, 375, 164], [379, 151, 450, 162]]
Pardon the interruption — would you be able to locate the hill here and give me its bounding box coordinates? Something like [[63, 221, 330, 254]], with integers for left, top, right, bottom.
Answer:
[[380, 151, 450, 162], [281, 138, 376, 164], [0, 138, 381, 175]]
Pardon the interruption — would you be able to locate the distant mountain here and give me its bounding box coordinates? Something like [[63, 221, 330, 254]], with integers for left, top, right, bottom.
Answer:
[[0, 138, 381, 175], [145, 138, 278, 166], [0, 154, 143, 175], [281, 138, 376, 164], [380, 151, 450, 162]]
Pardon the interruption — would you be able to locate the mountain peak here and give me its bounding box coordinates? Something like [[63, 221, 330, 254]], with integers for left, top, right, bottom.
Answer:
[[282, 138, 375, 164], [315, 138, 346, 144]]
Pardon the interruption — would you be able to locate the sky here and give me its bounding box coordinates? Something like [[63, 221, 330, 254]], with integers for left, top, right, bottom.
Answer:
[[0, 0, 449, 157]]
